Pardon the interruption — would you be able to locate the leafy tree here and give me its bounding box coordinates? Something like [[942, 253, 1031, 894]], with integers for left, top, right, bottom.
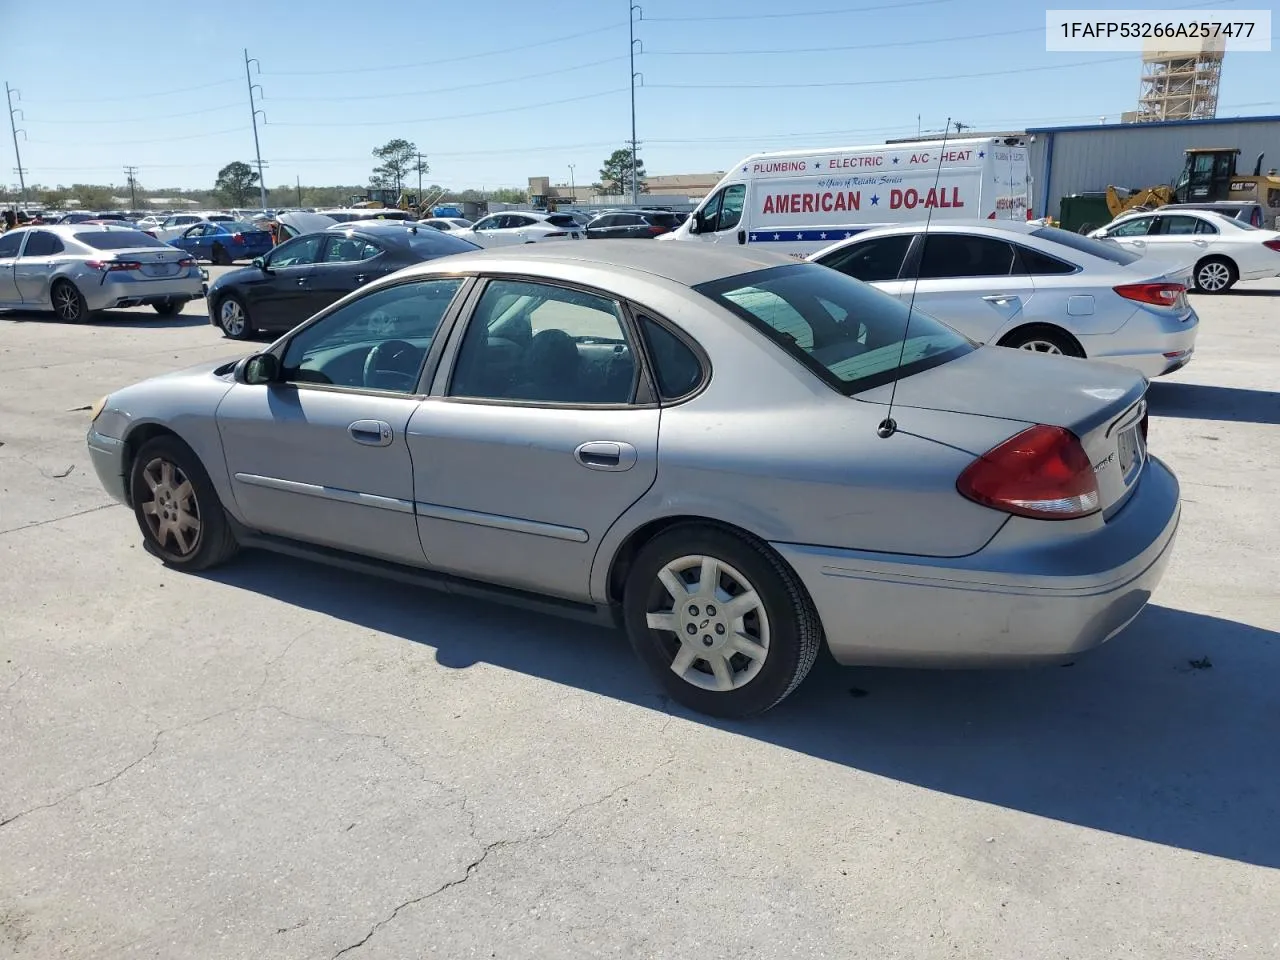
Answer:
[[370, 139, 425, 195], [39, 190, 65, 210], [70, 183, 115, 209], [213, 161, 261, 206], [596, 147, 646, 195]]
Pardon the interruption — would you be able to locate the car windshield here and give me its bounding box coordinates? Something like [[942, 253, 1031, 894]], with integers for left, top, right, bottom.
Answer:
[[1030, 227, 1142, 265], [696, 262, 972, 394], [406, 230, 482, 255], [73, 229, 170, 250], [227, 221, 258, 232]]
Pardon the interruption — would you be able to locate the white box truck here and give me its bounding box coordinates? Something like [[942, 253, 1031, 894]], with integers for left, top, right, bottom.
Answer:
[[660, 136, 1031, 257]]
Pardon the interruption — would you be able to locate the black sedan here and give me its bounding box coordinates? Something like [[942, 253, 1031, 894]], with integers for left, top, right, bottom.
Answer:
[[205, 221, 478, 339], [584, 210, 685, 239]]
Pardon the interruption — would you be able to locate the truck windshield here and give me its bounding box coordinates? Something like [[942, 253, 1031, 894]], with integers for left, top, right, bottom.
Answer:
[[696, 262, 972, 394]]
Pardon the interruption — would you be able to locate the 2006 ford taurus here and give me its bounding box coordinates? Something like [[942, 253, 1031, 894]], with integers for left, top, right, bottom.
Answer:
[[86, 242, 1180, 717]]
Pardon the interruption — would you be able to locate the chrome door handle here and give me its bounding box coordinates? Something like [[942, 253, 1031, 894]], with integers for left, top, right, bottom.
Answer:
[[348, 419, 393, 446], [354, 274, 367, 284], [575, 440, 638, 472], [982, 294, 1018, 304]]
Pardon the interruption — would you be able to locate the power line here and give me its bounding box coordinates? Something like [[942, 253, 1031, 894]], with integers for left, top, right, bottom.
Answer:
[[650, 55, 1136, 90], [267, 56, 629, 103], [21, 78, 242, 104], [29, 124, 251, 147], [642, 0, 950, 22], [266, 88, 629, 127], [24, 102, 245, 125], [646, 26, 1041, 55], [266, 22, 627, 77]]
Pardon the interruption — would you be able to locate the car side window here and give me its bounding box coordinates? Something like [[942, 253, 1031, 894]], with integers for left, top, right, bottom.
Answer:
[[0, 232, 24, 258], [1109, 217, 1153, 237], [510, 215, 536, 228], [717, 184, 747, 231], [322, 236, 380, 263], [280, 278, 465, 392], [20, 231, 62, 257], [270, 234, 324, 268], [698, 191, 725, 232], [450, 279, 636, 404], [1194, 218, 1220, 235], [474, 216, 499, 231], [1012, 245, 1076, 275], [818, 234, 912, 282], [1159, 216, 1200, 236], [917, 235, 1017, 279], [639, 315, 703, 400]]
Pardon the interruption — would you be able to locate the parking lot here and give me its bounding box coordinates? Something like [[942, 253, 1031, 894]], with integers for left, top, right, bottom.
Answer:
[[1, 272, 1278, 958]]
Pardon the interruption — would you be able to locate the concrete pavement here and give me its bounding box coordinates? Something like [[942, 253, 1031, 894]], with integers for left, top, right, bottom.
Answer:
[[1, 278, 1278, 959]]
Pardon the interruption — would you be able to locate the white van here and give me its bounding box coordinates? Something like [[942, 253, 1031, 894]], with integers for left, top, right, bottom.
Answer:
[[661, 137, 1031, 258]]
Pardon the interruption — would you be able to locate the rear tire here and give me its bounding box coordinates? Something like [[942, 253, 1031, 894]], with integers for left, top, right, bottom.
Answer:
[[216, 293, 253, 339], [51, 279, 89, 322], [1193, 256, 1236, 293], [129, 435, 238, 571], [622, 524, 822, 718], [211, 244, 232, 266], [153, 299, 181, 316], [999, 325, 1085, 358]]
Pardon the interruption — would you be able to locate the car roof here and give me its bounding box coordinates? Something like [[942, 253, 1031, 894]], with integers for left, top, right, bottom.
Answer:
[[398, 239, 795, 285], [831, 219, 1042, 237]]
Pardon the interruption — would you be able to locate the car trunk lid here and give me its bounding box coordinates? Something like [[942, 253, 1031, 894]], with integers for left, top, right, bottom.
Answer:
[[91, 247, 192, 281]]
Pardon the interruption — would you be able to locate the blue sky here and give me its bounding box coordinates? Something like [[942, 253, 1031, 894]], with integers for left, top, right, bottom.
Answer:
[[2, 0, 1275, 193]]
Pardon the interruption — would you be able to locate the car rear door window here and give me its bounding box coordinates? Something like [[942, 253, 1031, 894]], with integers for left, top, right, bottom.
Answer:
[[322, 236, 379, 263], [450, 279, 636, 404], [1158, 216, 1200, 236], [1012, 245, 1076, 275], [19, 231, 62, 256], [1194, 218, 1220, 235], [639, 315, 704, 400], [817, 234, 912, 282], [917, 234, 1017, 279]]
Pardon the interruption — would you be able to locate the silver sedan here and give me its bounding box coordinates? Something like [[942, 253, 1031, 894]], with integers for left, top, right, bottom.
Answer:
[[85, 242, 1180, 717], [810, 221, 1199, 378], [0, 224, 203, 320]]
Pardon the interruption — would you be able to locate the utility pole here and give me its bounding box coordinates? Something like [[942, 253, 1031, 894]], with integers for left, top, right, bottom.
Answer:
[[243, 49, 268, 211], [123, 165, 139, 209], [629, 3, 642, 205], [5, 82, 29, 209], [416, 152, 426, 203], [568, 164, 576, 203], [296, 175, 302, 207]]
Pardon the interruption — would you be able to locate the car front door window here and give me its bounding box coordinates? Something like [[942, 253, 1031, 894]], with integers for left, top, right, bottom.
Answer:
[[818, 234, 913, 282], [280, 278, 465, 393], [718, 184, 746, 232], [1109, 217, 1154, 238], [270, 234, 324, 268]]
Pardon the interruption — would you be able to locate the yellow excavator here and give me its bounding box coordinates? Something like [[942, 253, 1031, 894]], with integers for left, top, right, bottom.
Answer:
[[1106, 147, 1280, 225]]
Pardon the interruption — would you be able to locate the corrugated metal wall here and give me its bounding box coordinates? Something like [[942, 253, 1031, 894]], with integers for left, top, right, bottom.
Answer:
[[1029, 119, 1280, 218]]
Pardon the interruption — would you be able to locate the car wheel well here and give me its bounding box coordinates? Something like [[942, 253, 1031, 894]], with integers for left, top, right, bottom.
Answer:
[[1194, 254, 1237, 280], [996, 322, 1086, 357], [122, 424, 183, 501], [606, 515, 800, 605]]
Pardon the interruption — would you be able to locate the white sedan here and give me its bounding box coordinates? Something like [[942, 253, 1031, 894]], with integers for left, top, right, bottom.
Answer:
[[450, 211, 583, 248], [420, 217, 474, 232], [1089, 209, 1280, 293], [810, 221, 1199, 378]]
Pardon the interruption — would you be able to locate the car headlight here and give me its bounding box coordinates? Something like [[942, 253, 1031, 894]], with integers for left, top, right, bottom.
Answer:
[[89, 395, 109, 421]]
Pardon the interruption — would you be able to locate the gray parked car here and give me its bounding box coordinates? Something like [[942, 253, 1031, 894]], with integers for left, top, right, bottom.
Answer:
[[0, 224, 204, 320], [85, 242, 1180, 717]]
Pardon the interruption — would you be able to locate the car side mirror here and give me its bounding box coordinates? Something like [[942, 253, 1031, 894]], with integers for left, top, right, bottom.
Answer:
[[234, 353, 279, 385], [687, 215, 701, 235], [253, 256, 272, 273]]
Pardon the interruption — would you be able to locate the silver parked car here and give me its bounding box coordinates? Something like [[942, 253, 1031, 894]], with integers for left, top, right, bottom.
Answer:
[[810, 221, 1199, 378], [0, 224, 204, 320], [85, 243, 1180, 717]]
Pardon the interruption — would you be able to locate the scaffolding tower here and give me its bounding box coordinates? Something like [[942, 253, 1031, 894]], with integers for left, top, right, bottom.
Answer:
[[1129, 36, 1224, 122]]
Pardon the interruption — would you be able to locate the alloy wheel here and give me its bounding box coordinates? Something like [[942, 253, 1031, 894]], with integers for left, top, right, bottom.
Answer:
[[53, 284, 82, 321], [1018, 340, 1063, 355], [139, 457, 202, 557], [1197, 261, 1231, 291], [645, 554, 770, 692], [219, 299, 246, 337]]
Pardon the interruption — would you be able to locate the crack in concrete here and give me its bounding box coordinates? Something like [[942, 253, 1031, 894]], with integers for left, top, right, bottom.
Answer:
[[328, 752, 677, 959], [0, 503, 115, 538]]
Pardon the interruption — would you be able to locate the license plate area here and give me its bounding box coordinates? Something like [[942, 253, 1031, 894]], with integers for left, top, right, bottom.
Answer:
[[1118, 424, 1145, 480], [142, 263, 180, 278]]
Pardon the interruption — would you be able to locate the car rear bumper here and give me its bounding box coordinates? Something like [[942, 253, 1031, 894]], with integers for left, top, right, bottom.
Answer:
[[1081, 305, 1199, 378], [772, 455, 1181, 668], [86, 428, 129, 506], [85, 275, 205, 311]]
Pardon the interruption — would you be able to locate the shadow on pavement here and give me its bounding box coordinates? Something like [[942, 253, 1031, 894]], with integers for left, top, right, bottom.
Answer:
[[207, 551, 1280, 869], [1147, 381, 1280, 425], [1, 308, 208, 329], [1226, 288, 1280, 297]]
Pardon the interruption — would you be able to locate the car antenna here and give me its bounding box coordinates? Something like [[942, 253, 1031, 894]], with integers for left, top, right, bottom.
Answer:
[[877, 117, 953, 440]]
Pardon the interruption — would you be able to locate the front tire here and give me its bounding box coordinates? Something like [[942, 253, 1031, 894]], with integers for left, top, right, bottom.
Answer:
[[622, 525, 822, 718], [216, 294, 253, 339], [153, 299, 181, 316], [211, 243, 232, 266], [51, 280, 89, 322], [1194, 256, 1236, 293], [129, 436, 238, 571]]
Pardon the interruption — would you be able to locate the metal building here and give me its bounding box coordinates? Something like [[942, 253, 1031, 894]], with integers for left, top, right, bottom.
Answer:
[[1028, 115, 1280, 219]]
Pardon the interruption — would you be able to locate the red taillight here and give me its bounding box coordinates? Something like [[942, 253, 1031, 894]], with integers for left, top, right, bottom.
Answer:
[[177, 257, 197, 267], [986, 211, 996, 219], [86, 260, 142, 271], [1114, 282, 1185, 307], [1262, 239, 1280, 253], [232, 232, 245, 244], [1026, 209, 1034, 221], [648, 225, 669, 234], [957, 424, 1101, 520]]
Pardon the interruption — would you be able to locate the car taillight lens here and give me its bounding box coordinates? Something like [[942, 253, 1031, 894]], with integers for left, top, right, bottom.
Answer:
[[1262, 239, 1280, 253], [177, 257, 197, 267], [1114, 282, 1185, 307], [957, 424, 1100, 520], [648, 225, 669, 234], [86, 260, 141, 271], [232, 232, 245, 244]]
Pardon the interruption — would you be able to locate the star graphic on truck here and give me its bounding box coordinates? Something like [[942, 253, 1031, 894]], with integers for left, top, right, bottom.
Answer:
[[870, 194, 880, 205]]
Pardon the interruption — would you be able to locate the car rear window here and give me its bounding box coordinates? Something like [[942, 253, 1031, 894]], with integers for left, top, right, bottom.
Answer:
[[1029, 227, 1142, 265], [406, 230, 482, 256], [227, 221, 258, 232], [73, 229, 170, 250], [545, 214, 580, 228], [645, 213, 682, 227], [697, 262, 972, 395]]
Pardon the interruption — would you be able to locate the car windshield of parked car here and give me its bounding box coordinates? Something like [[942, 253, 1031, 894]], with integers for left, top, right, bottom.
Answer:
[[1029, 227, 1142, 265], [696, 262, 972, 394], [406, 230, 482, 255], [73, 229, 170, 250], [225, 221, 257, 233]]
